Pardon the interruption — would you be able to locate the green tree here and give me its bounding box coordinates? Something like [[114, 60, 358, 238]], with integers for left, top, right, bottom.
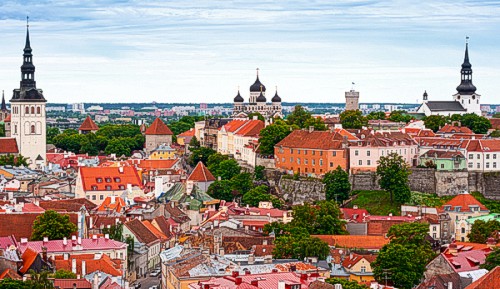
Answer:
[[373, 222, 435, 289], [0, 155, 29, 167], [326, 278, 369, 289], [102, 223, 124, 241], [207, 153, 229, 173], [323, 166, 351, 203], [423, 115, 447, 132], [254, 165, 266, 181], [31, 210, 78, 241], [291, 200, 347, 235], [207, 180, 236, 201], [52, 269, 77, 279], [377, 152, 412, 204], [366, 111, 386, 121], [46, 127, 60, 144], [481, 247, 500, 270], [189, 147, 216, 166], [286, 105, 312, 128], [490, 130, 500, 138], [248, 112, 265, 122], [0, 279, 31, 289], [189, 136, 200, 149], [258, 120, 294, 156], [230, 173, 253, 195], [388, 110, 413, 123], [215, 159, 241, 180], [105, 138, 131, 156], [339, 110, 367, 129], [303, 116, 327, 131], [468, 219, 500, 243], [242, 185, 282, 208]]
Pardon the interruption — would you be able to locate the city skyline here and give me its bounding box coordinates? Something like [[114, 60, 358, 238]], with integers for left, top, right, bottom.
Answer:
[[1, 1, 500, 104]]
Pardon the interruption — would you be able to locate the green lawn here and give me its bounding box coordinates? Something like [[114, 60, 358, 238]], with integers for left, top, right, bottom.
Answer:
[[348, 190, 454, 216]]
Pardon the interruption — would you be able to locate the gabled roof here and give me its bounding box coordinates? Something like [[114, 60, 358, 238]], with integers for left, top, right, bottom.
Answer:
[[142, 220, 168, 242], [235, 120, 264, 137], [424, 101, 466, 112], [79, 116, 99, 131], [342, 253, 376, 269], [438, 124, 473, 135], [222, 120, 248, 133], [0, 268, 21, 280], [0, 138, 19, 154], [152, 216, 173, 238], [124, 218, 159, 246], [38, 198, 98, 212], [188, 162, 216, 182], [276, 130, 344, 150], [96, 196, 126, 213], [465, 266, 500, 289], [423, 150, 465, 159], [53, 254, 122, 277], [441, 192, 488, 213], [19, 247, 38, 274], [178, 128, 195, 137], [145, 118, 173, 135], [79, 166, 142, 191]]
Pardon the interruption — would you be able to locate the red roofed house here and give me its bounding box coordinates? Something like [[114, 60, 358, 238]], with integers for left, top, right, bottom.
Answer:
[[75, 166, 143, 205], [437, 123, 474, 137], [19, 247, 50, 275], [464, 139, 500, 172], [341, 253, 377, 283], [96, 196, 126, 214], [217, 119, 248, 155], [187, 161, 216, 193], [53, 253, 123, 277], [0, 138, 19, 156], [177, 128, 195, 146], [145, 118, 173, 153], [123, 219, 161, 270], [440, 192, 489, 242], [275, 129, 348, 176], [79, 116, 99, 134], [465, 265, 500, 289], [233, 120, 265, 166], [53, 279, 92, 289]]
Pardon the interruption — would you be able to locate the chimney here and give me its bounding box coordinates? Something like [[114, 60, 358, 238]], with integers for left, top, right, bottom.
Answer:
[[245, 270, 251, 275], [43, 236, 49, 243], [105, 234, 109, 240], [118, 166, 124, 173], [448, 282, 453, 289], [92, 235, 98, 240], [20, 238, 28, 244], [309, 126, 314, 133], [71, 258, 77, 274], [89, 216, 93, 229], [235, 277, 242, 285], [77, 237, 82, 245], [272, 269, 278, 273], [110, 196, 116, 204], [72, 235, 77, 241], [64, 253, 69, 260], [290, 265, 296, 272], [251, 280, 259, 287], [278, 280, 286, 289], [63, 237, 68, 245], [231, 271, 239, 278], [82, 260, 86, 277], [448, 243, 458, 255]]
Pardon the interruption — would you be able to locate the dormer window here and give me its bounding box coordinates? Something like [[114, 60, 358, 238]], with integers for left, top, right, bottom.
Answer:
[[91, 185, 98, 190], [105, 178, 112, 183], [96, 178, 103, 183], [444, 205, 452, 211], [114, 177, 121, 182], [105, 185, 112, 191], [455, 206, 461, 212]]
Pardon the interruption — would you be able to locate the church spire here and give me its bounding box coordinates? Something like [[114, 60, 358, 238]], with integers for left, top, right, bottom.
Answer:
[[1, 90, 6, 110], [24, 16, 31, 51], [456, 37, 476, 94], [20, 16, 36, 90]]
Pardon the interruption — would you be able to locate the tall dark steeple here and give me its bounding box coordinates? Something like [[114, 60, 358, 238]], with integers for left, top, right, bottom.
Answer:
[[456, 38, 477, 94], [1, 90, 6, 110], [11, 17, 46, 103]]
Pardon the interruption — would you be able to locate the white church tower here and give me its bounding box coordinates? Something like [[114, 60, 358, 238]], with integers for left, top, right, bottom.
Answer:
[[10, 20, 47, 169], [452, 39, 481, 115]]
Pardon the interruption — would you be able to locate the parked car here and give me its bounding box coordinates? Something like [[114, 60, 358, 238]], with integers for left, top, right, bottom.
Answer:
[[149, 286, 158, 289], [149, 270, 160, 277]]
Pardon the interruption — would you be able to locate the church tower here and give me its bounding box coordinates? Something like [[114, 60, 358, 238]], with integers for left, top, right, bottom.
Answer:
[[10, 19, 47, 169], [452, 39, 481, 115]]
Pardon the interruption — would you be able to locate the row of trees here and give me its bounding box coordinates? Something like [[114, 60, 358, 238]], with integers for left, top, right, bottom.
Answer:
[[339, 110, 415, 129], [423, 113, 491, 134]]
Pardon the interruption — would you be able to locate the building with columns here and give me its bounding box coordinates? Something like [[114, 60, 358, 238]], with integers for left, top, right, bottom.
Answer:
[[232, 69, 283, 119], [418, 41, 482, 116], [9, 23, 47, 169]]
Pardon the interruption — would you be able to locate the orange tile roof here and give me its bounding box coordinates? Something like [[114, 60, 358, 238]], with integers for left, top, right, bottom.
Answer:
[[441, 193, 488, 213], [223, 120, 248, 133], [0, 268, 21, 280], [466, 139, 500, 152], [129, 159, 179, 170], [276, 130, 344, 150], [20, 248, 38, 274], [79, 166, 142, 191], [438, 124, 473, 135], [465, 265, 500, 289], [178, 128, 195, 137], [54, 254, 122, 276], [188, 161, 216, 182], [124, 219, 159, 245], [342, 253, 376, 269], [334, 128, 359, 141], [0, 138, 19, 154], [145, 118, 173, 135], [312, 235, 389, 250], [142, 220, 168, 242], [235, 120, 265, 137], [79, 116, 99, 131], [96, 196, 126, 213]]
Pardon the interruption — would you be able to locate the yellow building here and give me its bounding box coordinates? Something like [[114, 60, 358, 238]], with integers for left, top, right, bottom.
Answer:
[[342, 253, 376, 283], [149, 144, 177, 160]]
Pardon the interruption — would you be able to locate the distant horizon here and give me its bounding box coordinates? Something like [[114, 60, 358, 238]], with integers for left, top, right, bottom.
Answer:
[[1, 1, 500, 104]]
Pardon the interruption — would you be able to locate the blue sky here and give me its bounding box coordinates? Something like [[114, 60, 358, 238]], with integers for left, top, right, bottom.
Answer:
[[1, 0, 500, 104]]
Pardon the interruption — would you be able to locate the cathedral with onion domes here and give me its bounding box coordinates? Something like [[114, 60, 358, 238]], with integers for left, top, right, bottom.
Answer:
[[232, 69, 283, 119]]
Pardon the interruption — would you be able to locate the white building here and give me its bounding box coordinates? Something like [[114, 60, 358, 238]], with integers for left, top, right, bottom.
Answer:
[[9, 25, 47, 169]]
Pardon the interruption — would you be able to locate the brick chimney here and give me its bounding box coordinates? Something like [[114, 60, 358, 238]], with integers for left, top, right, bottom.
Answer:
[[251, 279, 259, 287]]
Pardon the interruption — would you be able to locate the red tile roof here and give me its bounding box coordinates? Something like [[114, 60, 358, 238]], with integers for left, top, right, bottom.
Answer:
[[438, 124, 473, 135], [79, 116, 99, 131], [142, 220, 168, 242], [128, 159, 179, 170], [188, 161, 216, 182], [53, 254, 122, 277], [0, 213, 79, 241], [340, 208, 369, 223], [0, 138, 19, 154], [0, 269, 21, 280], [124, 218, 160, 245], [96, 196, 126, 213], [38, 198, 98, 212], [276, 130, 344, 150], [19, 247, 38, 274], [79, 166, 142, 191], [53, 279, 92, 289], [145, 118, 173, 135], [342, 253, 376, 269], [235, 120, 264, 137], [223, 120, 248, 133], [152, 216, 173, 238], [178, 128, 195, 137], [466, 139, 500, 152], [312, 235, 389, 250], [465, 265, 500, 289], [441, 192, 488, 213], [443, 248, 491, 273]]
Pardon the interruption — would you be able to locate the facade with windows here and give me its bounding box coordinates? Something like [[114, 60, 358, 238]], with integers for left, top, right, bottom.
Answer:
[[465, 139, 500, 172]]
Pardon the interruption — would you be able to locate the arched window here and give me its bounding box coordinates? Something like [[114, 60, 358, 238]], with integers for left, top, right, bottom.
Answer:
[[25, 106, 29, 114], [31, 125, 35, 134], [31, 107, 35, 114], [36, 107, 41, 114]]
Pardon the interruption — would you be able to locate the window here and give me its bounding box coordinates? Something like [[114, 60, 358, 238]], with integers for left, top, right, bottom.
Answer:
[[494, 163, 497, 169], [330, 162, 333, 167], [487, 154, 490, 160], [360, 266, 366, 273], [455, 206, 461, 212], [297, 149, 300, 155], [433, 226, 437, 231], [367, 151, 371, 156], [290, 149, 293, 154], [96, 178, 103, 183], [477, 154, 480, 159], [30, 125, 35, 134], [297, 158, 300, 164], [100, 195, 104, 200], [441, 164, 445, 169], [14, 125, 17, 134], [359, 160, 362, 165], [36, 107, 41, 114], [312, 159, 315, 165], [91, 185, 98, 190], [469, 154, 473, 159], [461, 227, 465, 234], [290, 157, 293, 163], [114, 177, 121, 182], [486, 162, 490, 169], [119, 185, 125, 190], [494, 154, 497, 159], [305, 159, 308, 165], [105, 178, 112, 183], [92, 195, 96, 200], [25, 107, 29, 114], [367, 160, 371, 166], [282, 157, 285, 163], [433, 233, 437, 239], [320, 151, 323, 156], [312, 151, 315, 156], [304, 150, 307, 155], [31, 107, 34, 114], [319, 159, 323, 166], [355, 150, 359, 156], [477, 163, 480, 169], [105, 185, 112, 191], [332, 151, 336, 157]]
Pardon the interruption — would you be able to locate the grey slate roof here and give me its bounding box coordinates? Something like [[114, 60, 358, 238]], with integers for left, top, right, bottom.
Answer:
[[425, 101, 466, 111]]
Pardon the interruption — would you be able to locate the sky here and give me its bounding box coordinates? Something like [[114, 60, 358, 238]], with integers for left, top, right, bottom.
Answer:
[[1, 1, 500, 104]]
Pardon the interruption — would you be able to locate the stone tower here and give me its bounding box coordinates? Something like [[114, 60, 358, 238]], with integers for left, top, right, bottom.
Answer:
[[10, 20, 47, 169], [345, 89, 360, 111]]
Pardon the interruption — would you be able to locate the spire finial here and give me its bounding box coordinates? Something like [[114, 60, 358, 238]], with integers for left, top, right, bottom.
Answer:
[[256, 68, 259, 77], [466, 36, 469, 44], [27, 15, 29, 28]]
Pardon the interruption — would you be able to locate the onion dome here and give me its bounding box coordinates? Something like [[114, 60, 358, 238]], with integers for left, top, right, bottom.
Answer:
[[272, 89, 281, 103], [233, 90, 244, 102], [256, 91, 266, 102], [250, 69, 266, 92]]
